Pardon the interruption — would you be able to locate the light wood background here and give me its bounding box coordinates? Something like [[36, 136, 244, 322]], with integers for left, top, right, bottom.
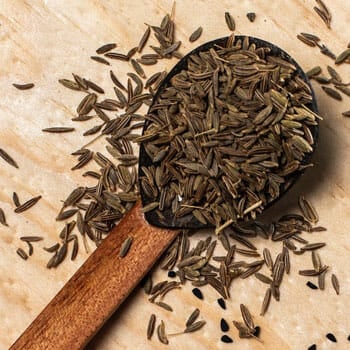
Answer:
[[0, 1, 349, 349]]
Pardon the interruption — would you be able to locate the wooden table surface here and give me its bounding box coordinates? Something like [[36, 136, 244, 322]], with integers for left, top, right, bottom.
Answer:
[[0, 1, 349, 349]]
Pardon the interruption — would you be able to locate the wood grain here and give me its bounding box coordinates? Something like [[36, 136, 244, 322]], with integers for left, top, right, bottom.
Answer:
[[10, 201, 178, 349]]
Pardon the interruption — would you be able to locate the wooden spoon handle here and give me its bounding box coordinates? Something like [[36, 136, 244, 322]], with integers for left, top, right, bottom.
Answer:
[[10, 201, 178, 350]]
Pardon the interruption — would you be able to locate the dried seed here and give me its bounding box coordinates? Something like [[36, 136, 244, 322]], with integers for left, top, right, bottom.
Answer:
[[335, 48, 350, 64], [90, 56, 110, 65], [43, 243, 60, 253], [42, 127, 75, 133], [155, 301, 173, 312], [306, 66, 322, 78], [189, 27, 203, 42], [184, 320, 206, 333], [58, 79, 81, 91], [331, 273, 340, 295], [14, 196, 41, 213], [301, 242, 326, 251], [220, 318, 229, 332], [224, 12, 235, 31], [307, 281, 318, 290], [77, 93, 97, 115], [0, 148, 19, 168], [0, 208, 8, 226], [192, 287, 203, 300], [85, 80, 104, 94], [138, 26, 151, 53], [157, 320, 168, 345], [298, 195, 319, 223], [119, 236, 133, 257], [260, 287, 271, 315], [318, 270, 326, 290], [217, 298, 226, 310], [16, 248, 28, 260], [299, 265, 328, 276], [20, 236, 43, 242], [13, 83, 35, 90], [12, 192, 20, 207], [342, 111, 350, 117], [240, 304, 255, 331], [147, 314, 156, 340], [221, 335, 234, 343], [326, 333, 337, 342], [105, 52, 129, 61], [131, 59, 146, 79], [185, 308, 200, 327], [96, 43, 117, 54]]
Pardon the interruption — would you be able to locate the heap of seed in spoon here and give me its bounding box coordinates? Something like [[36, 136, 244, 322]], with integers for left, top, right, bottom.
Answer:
[[138, 36, 321, 229]]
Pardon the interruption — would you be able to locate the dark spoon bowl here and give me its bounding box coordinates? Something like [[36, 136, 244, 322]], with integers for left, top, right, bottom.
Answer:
[[139, 35, 319, 229]]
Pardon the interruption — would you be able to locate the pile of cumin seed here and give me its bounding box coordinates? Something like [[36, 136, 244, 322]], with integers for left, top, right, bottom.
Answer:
[[2, 1, 347, 347]]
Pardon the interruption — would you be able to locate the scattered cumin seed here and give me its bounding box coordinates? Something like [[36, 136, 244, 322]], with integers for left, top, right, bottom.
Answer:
[[42, 127, 75, 133], [90, 56, 110, 65], [147, 314, 156, 340], [13, 83, 35, 90], [119, 236, 133, 257], [331, 273, 340, 295], [0, 208, 8, 227], [14, 196, 42, 213], [96, 43, 117, 54], [224, 12, 235, 31], [16, 248, 29, 260], [0, 148, 19, 168], [189, 27, 203, 42]]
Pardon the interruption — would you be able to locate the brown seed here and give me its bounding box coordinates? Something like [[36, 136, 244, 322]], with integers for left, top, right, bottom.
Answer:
[[184, 320, 206, 333], [77, 93, 97, 115], [138, 26, 151, 53], [335, 48, 350, 64], [96, 43, 117, 54], [13, 83, 35, 90], [342, 111, 350, 117], [0, 148, 19, 168], [110, 70, 127, 91], [90, 56, 110, 65], [318, 270, 326, 290], [225, 12, 235, 31], [42, 127, 75, 133], [147, 314, 156, 340], [86, 80, 105, 94], [43, 243, 60, 253], [331, 273, 340, 295], [20, 236, 43, 242], [299, 265, 328, 276], [104, 52, 129, 61], [157, 320, 168, 345], [12, 192, 20, 207], [297, 34, 317, 47], [131, 59, 146, 79], [58, 79, 81, 91], [240, 304, 254, 331], [14, 196, 42, 213], [155, 301, 173, 312], [189, 27, 203, 42], [298, 195, 319, 223], [16, 248, 28, 260], [119, 236, 133, 257], [56, 209, 79, 221], [301, 242, 326, 251], [260, 287, 272, 315], [0, 208, 8, 226], [306, 66, 322, 78], [185, 308, 200, 327]]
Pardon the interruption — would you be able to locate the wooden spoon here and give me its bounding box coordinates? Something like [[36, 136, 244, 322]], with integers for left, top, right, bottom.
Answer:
[[10, 36, 318, 350]]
